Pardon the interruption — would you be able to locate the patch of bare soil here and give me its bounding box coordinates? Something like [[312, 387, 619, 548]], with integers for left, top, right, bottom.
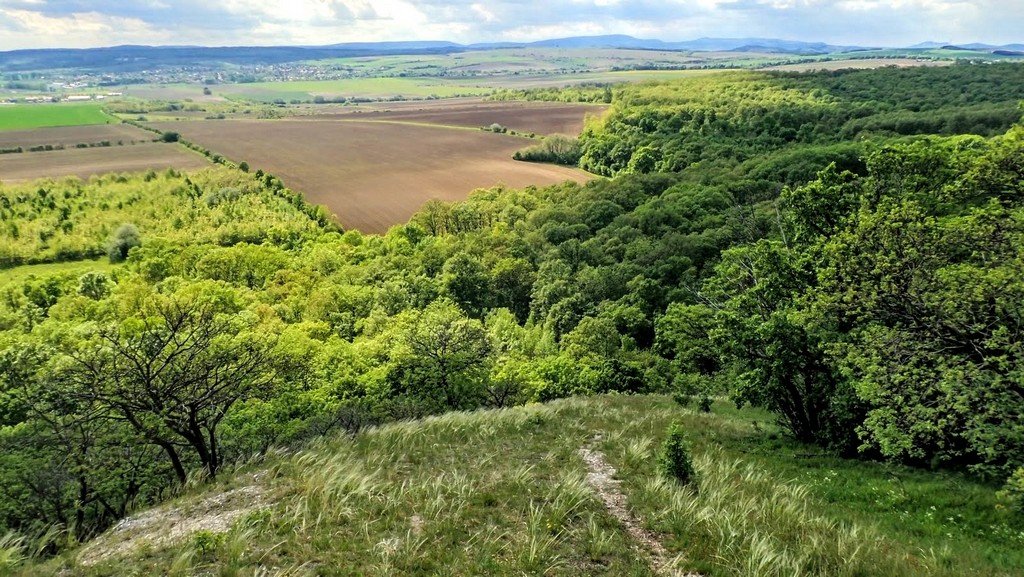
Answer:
[[147, 118, 592, 233], [77, 481, 268, 566], [579, 440, 702, 577]]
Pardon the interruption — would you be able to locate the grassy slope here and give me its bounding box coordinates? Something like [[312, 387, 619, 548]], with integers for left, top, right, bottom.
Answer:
[[22, 396, 1022, 577], [0, 259, 117, 290], [0, 104, 115, 131]]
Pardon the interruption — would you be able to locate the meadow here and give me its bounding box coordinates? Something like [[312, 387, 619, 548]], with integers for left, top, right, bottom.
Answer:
[[122, 69, 720, 105], [16, 396, 1022, 576], [0, 104, 114, 131], [214, 78, 492, 102], [765, 57, 953, 71]]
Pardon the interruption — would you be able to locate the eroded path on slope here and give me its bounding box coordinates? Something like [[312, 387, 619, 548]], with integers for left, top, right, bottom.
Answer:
[[579, 439, 702, 577]]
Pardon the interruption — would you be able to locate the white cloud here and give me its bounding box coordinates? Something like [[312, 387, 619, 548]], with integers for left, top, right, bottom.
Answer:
[[0, 8, 175, 47], [0, 0, 1019, 50]]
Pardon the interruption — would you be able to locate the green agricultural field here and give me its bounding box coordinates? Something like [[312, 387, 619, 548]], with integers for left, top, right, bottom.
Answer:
[[0, 103, 115, 131], [846, 48, 1024, 61], [215, 77, 493, 102]]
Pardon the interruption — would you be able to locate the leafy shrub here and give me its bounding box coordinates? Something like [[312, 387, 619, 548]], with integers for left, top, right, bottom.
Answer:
[[998, 467, 1024, 519], [106, 223, 141, 263], [204, 187, 243, 207], [658, 423, 695, 487], [191, 530, 225, 556], [672, 373, 712, 412], [161, 131, 180, 143], [696, 396, 713, 413], [513, 135, 583, 166], [77, 271, 112, 300]]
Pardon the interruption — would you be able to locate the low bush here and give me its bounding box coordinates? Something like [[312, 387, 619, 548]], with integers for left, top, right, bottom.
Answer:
[[658, 423, 695, 487]]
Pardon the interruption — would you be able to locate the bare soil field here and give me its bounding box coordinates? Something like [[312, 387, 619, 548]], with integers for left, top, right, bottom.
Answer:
[[149, 118, 594, 232], [765, 58, 953, 71], [0, 123, 157, 149], [0, 143, 209, 182], [303, 99, 608, 136]]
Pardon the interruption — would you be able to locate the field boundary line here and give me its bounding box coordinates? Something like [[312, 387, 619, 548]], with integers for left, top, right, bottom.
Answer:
[[280, 117, 530, 135]]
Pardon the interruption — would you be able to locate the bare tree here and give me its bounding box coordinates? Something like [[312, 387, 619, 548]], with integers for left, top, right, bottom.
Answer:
[[65, 299, 276, 481]]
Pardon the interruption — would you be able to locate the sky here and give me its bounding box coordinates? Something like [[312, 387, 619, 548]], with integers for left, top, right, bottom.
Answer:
[[0, 0, 1021, 51]]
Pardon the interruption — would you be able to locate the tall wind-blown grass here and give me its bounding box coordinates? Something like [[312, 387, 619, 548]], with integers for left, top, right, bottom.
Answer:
[[630, 448, 925, 577]]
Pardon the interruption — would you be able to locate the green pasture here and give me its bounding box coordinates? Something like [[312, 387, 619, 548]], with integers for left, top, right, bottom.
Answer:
[[0, 103, 115, 131]]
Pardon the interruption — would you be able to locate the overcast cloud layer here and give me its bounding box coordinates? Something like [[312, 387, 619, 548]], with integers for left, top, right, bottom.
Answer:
[[0, 0, 1021, 51]]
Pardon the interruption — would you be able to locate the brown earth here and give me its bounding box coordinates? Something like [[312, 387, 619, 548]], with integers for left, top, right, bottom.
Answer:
[[0, 123, 157, 149], [0, 142, 209, 182], [149, 116, 595, 233], [304, 99, 608, 136]]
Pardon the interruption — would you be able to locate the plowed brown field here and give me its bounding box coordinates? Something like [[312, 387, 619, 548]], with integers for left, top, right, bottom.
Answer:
[[150, 113, 595, 233], [0, 123, 157, 149], [0, 143, 209, 182], [305, 99, 607, 136]]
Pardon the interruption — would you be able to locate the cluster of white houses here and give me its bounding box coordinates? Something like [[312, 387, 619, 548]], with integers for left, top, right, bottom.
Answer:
[[8, 92, 123, 104]]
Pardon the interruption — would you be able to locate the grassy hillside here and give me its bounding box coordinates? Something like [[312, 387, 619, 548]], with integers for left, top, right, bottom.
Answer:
[[13, 395, 1021, 577]]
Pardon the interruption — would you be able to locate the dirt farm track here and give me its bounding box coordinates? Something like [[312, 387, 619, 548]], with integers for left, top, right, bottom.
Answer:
[[150, 117, 595, 233]]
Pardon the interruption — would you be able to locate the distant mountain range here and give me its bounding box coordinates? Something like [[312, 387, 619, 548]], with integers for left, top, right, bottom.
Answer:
[[1, 35, 1021, 72], [910, 41, 1024, 51], [326, 35, 866, 54]]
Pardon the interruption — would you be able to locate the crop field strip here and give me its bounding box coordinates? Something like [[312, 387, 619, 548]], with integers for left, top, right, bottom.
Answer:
[[118, 69, 722, 104], [303, 99, 608, 136], [149, 117, 593, 233], [0, 103, 116, 131], [765, 58, 954, 71], [0, 142, 210, 182], [0, 123, 158, 149]]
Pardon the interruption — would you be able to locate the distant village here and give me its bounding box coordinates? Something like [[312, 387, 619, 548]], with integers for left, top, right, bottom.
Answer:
[[4, 92, 124, 104]]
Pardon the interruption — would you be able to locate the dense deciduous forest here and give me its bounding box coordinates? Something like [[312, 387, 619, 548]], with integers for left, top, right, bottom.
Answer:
[[1, 64, 1023, 554]]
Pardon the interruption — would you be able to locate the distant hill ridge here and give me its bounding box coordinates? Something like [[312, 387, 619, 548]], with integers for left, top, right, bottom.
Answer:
[[1, 35, 1022, 72]]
